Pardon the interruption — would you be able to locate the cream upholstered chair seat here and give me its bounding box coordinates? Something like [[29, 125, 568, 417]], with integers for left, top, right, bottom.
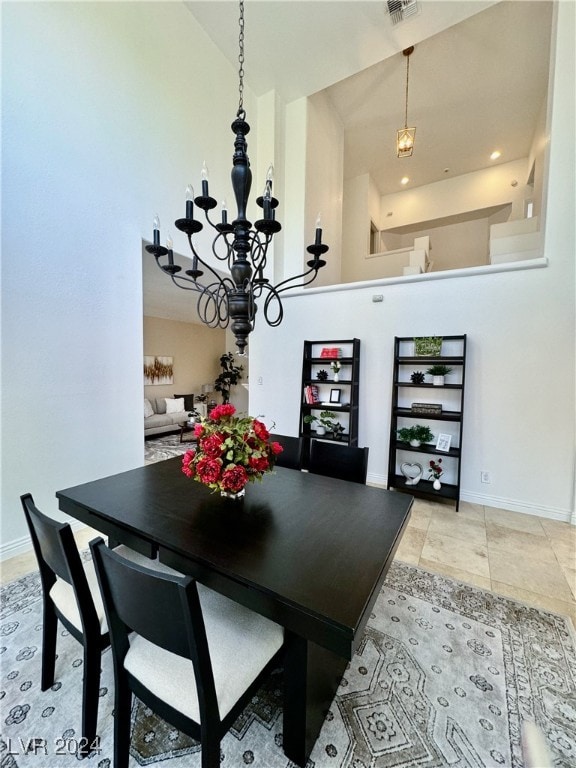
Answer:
[[124, 584, 283, 721]]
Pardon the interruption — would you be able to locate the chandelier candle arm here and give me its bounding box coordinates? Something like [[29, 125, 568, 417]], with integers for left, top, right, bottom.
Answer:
[[144, 0, 328, 354]]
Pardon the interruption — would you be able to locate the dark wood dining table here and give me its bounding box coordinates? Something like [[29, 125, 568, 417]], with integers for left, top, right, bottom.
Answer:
[[57, 458, 412, 766]]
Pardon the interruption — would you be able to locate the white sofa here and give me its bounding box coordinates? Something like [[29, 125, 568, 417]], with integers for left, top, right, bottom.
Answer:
[[144, 397, 189, 437]]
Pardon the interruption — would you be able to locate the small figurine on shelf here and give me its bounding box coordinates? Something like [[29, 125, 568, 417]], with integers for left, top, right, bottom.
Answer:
[[410, 371, 425, 384], [428, 458, 443, 490], [331, 360, 341, 382], [316, 369, 329, 381]]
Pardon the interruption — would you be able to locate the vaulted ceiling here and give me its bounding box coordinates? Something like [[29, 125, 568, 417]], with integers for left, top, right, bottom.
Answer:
[[186, 1, 552, 195]]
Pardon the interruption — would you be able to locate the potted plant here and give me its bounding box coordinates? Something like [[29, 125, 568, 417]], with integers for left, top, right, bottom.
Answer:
[[397, 424, 434, 447], [426, 364, 453, 386], [330, 360, 341, 382], [304, 410, 342, 437], [214, 352, 244, 404]]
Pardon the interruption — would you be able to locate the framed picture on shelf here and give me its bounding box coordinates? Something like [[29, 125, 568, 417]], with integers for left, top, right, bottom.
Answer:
[[414, 336, 443, 356], [329, 388, 341, 404], [436, 433, 452, 452]]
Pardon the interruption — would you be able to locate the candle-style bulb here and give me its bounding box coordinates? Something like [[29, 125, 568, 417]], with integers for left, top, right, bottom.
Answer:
[[153, 215, 161, 245], [262, 184, 271, 219], [266, 164, 274, 185], [201, 161, 209, 197], [185, 185, 194, 218], [166, 233, 174, 265], [315, 213, 322, 246], [221, 199, 228, 225]]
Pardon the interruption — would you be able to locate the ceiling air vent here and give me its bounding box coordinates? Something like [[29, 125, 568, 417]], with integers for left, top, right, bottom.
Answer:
[[386, 0, 419, 26]]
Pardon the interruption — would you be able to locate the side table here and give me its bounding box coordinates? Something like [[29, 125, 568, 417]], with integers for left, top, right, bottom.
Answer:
[[179, 422, 197, 444]]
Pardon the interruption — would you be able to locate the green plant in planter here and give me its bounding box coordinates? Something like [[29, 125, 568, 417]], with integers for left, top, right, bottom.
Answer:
[[397, 425, 434, 444], [214, 352, 244, 404], [426, 364, 453, 377], [304, 410, 341, 435]]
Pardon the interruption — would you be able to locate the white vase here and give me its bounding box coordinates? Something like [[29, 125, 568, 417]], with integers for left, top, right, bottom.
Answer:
[[433, 478, 442, 490], [409, 439, 422, 447], [333, 372, 339, 383], [316, 425, 326, 435], [432, 375, 445, 386]]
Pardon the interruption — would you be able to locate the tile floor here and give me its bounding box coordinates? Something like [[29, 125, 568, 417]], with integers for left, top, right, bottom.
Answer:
[[2, 499, 575, 630], [395, 498, 576, 628]]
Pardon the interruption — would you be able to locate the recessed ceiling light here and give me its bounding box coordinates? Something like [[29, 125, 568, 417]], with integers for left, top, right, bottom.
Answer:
[[490, 151, 501, 160], [401, 176, 409, 185]]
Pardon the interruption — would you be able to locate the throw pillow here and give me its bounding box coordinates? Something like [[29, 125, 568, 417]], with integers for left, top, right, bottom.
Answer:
[[174, 393, 196, 412], [144, 399, 154, 418], [154, 398, 167, 414], [165, 397, 185, 414]]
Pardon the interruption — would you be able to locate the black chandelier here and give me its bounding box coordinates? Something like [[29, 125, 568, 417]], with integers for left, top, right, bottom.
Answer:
[[146, 0, 328, 355]]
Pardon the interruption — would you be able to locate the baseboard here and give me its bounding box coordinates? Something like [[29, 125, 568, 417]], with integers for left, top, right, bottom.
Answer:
[[1, 519, 87, 563], [368, 472, 574, 524], [461, 490, 574, 524]]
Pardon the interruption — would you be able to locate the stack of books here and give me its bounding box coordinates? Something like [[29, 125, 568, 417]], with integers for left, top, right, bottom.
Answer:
[[320, 347, 342, 359], [304, 385, 320, 404], [411, 402, 442, 415]]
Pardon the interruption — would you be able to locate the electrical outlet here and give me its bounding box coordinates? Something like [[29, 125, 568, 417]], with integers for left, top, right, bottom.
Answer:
[[480, 471, 491, 484]]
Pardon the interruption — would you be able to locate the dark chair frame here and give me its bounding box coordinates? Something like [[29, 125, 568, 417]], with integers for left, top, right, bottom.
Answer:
[[90, 537, 285, 768], [308, 440, 369, 484], [20, 493, 107, 755], [269, 433, 303, 471]]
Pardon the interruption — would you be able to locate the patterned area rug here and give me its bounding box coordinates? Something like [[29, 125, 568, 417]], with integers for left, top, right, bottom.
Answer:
[[2, 561, 575, 767], [144, 434, 194, 464]]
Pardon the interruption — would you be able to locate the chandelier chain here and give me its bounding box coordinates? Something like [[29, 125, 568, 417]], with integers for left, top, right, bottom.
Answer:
[[237, 0, 245, 119]]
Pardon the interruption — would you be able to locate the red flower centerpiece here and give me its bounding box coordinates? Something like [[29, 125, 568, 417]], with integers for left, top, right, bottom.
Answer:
[[181, 404, 283, 499]]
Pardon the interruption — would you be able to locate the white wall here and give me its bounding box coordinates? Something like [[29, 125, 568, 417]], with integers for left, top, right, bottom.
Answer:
[[342, 174, 371, 281], [1, 1, 256, 553], [248, 1, 575, 524], [305, 91, 344, 287]]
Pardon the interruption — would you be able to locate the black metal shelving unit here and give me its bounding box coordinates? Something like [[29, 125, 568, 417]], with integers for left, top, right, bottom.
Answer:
[[387, 335, 467, 510], [299, 339, 361, 466]]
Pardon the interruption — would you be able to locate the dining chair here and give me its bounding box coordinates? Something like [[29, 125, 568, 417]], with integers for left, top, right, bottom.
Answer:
[[308, 440, 369, 484], [269, 433, 303, 470], [20, 493, 167, 756], [89, 537, 286, 768]]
